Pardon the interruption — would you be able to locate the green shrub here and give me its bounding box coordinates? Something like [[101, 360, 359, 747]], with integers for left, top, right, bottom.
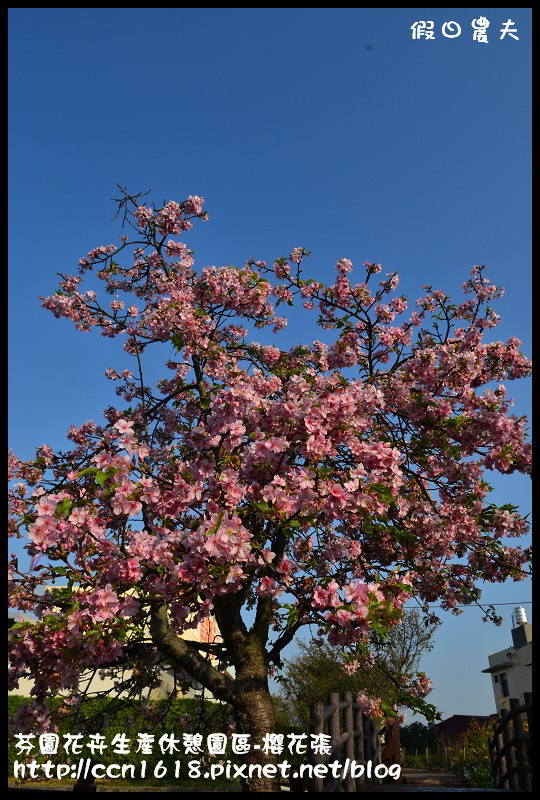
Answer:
[[9, 695, 237, 787]]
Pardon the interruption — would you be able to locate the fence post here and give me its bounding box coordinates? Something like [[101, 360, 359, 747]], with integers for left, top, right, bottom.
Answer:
[[371, 720, 380, 782], [510, 697, 531, 791], [309, 695, 407, 791], [381, 717, 401, 778], [328, 692, 340, 749], [494, 718, 508, 789], [500, 707, 519, 790], [343, 692, 355, 792], [375, 724, 383, 783], [309, 701, 325, 793], [328, 692, 341, 790], [363, 711, 372, 767], [354, 705, 365, 789], [523, 692, 532, 736]]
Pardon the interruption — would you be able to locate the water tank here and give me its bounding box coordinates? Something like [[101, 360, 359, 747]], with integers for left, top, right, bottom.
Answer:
[[513, 606, 528, 626]]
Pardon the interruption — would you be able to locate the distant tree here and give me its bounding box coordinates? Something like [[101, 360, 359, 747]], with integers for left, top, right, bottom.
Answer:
[[400, 720, 438, 753], [278, 610, 437, 725]]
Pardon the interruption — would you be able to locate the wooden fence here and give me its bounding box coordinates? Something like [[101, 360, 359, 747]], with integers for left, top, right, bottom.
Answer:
[[309, 691, 398, 792], [489, 693, 532, 791]]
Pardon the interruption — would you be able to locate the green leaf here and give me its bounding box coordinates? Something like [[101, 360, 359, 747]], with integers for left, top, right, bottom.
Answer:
[[95, 470, 108, 487], [116, 625, 128, 641], [78, 467, 97, 477], [9, 622, 30, 631], [205, 512, 224, 536], [397, 583, 415, 594], [286, 607, 299, 629], [369, 483, 394, 502], [370, 621, 389, 637], [55, 498, 73, 519]]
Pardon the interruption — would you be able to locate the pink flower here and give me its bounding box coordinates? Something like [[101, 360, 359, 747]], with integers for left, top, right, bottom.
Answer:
[[87, 584, 120, 622], [114, 418, 134, 434], [336, 258, 353, 275], [330, 484, 347, 501], [185, 195, 205, 215], [289, 248, 303, 263]]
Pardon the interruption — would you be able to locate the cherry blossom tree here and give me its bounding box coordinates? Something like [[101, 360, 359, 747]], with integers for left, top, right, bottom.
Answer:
[[9, 188, 531, 791]]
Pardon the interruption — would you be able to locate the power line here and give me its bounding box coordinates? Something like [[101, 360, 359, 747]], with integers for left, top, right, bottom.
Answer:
[[404, 601, 532, 609]]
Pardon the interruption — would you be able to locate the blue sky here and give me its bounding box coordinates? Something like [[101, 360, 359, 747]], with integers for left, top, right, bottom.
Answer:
[[9, 8, 531, 720]]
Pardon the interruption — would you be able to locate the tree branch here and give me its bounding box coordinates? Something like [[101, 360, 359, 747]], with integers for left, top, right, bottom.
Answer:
[[267, 618, 311, 664], [150, 604, 236, 704]]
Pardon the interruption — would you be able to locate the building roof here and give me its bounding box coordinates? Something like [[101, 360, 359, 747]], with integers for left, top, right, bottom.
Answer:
[[482, 661, 514, 674]]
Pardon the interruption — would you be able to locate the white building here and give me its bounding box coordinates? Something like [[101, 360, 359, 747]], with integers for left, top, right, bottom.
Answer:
[[482, 607, 532, 713], [8, 609, 223, 701]]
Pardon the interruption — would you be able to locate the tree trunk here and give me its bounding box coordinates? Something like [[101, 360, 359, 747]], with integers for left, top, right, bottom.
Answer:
[[150, 602, 282, 790], [232, 675, 281, 792]]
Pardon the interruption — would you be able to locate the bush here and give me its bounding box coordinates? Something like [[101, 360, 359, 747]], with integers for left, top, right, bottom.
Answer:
[[447, 720, 495, 789], [9, 695, 237, 787]]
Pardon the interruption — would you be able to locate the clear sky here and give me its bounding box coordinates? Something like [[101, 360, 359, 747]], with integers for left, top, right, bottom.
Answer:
[[9, 8, 531, 721]]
